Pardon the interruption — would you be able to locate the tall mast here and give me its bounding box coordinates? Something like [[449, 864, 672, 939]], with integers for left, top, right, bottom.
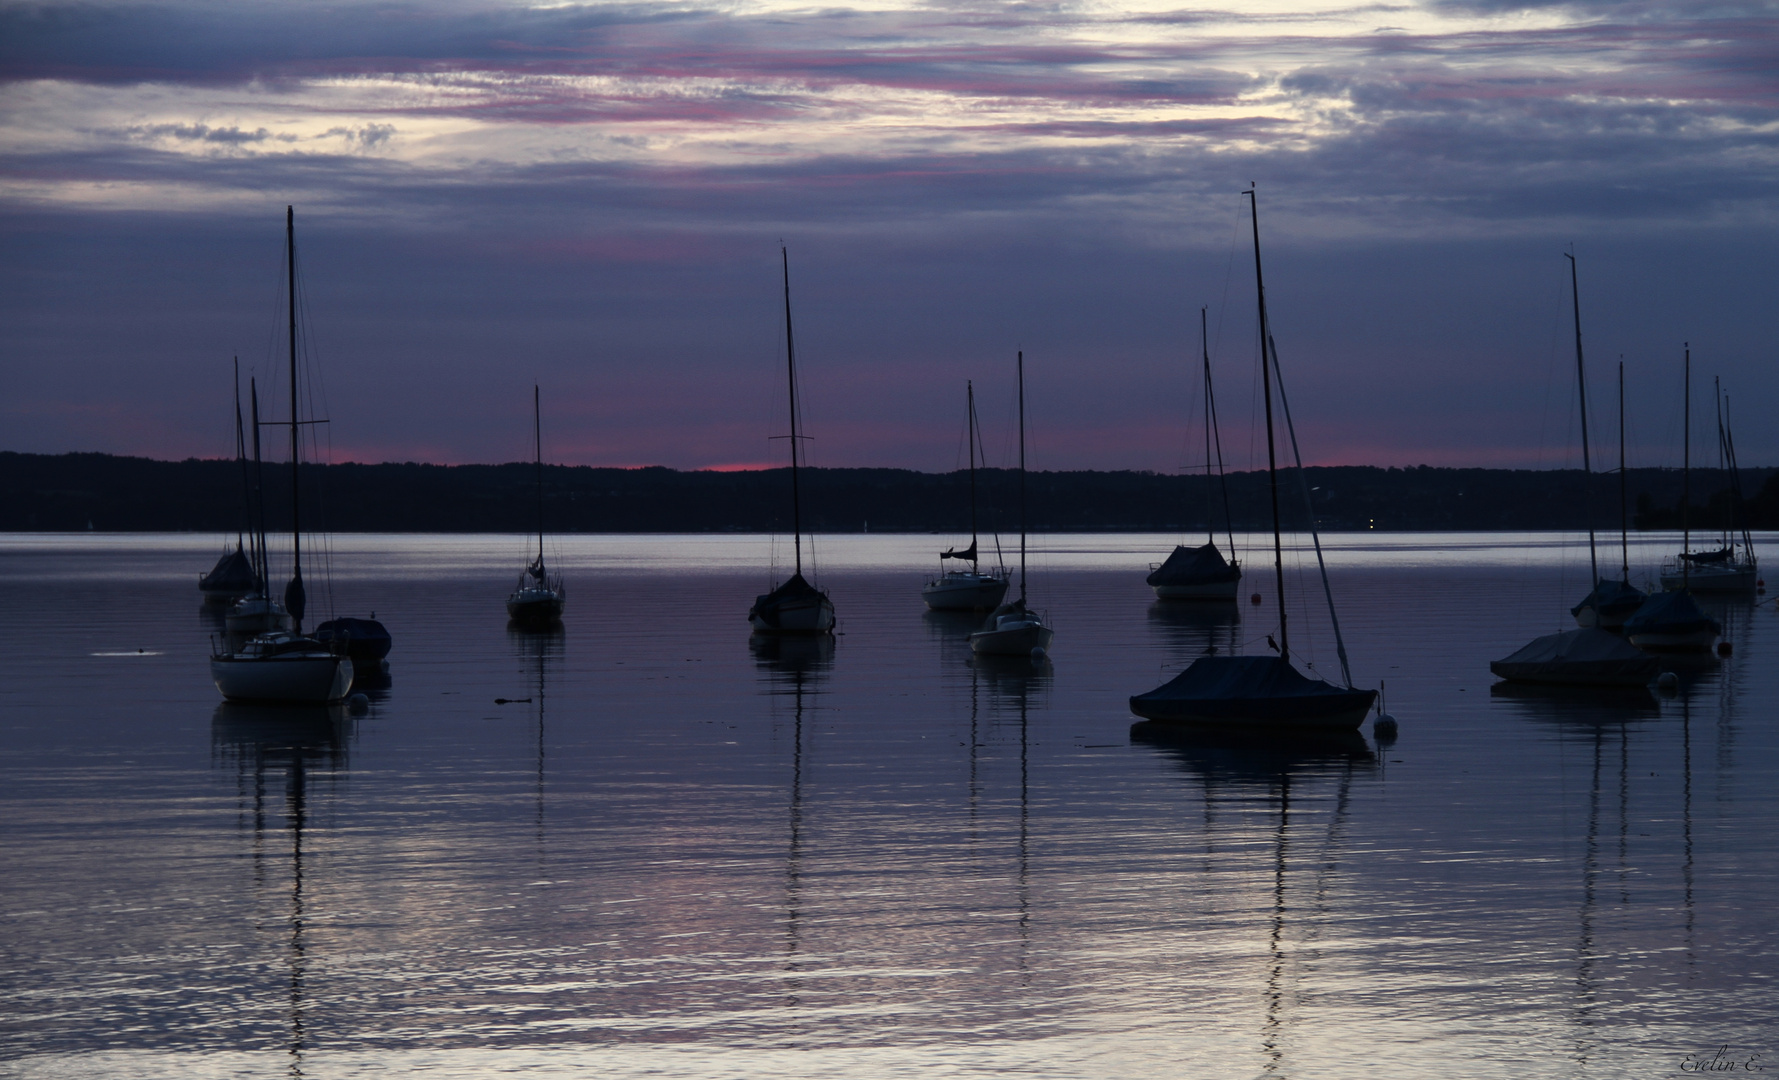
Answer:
[[1681, 344, 1690, 590], [1714, 376, 1727, 548], [1245, 187, 1288, 662], [1565, 251, 1598, 588], [1202, 306, 1213, 546], [1618, 360, 1629, 582], [1017, 350, 1027, 603], [781, 247, 803, 577], [251, 379, 267, 591], [534, 384, 545, 571], [967, 380, 979, 564], [233, 357, 247, 552], [285, 205, 304, 630]]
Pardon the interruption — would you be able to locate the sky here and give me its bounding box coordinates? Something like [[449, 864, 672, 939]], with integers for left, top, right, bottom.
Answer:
[[2, 0, 1775, 472]]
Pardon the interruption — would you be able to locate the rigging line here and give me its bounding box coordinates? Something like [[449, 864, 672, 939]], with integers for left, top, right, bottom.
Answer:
[[1266, 341, 1354, 689]]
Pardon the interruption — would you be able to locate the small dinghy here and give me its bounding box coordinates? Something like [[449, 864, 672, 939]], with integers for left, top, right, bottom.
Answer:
[[1624, 590, 1720, 653], [1490, 627, 1661, 686], [1130, 655, 1374, 730]]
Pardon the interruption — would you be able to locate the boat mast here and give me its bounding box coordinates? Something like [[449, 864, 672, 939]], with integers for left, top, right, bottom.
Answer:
[[967, 380, 979, 567], [285, 205, 304, 631], [1565, 251, 1599, 589], [1018, 350, 1027, 604], [1201, 307, 1213, 547], [534, 383, 545, 574], [1681, 344, 1690, 590], [781, 247, 803, 577], [233, 357, 248, 553], [251, 379, 267, 592], [1714, 377, 1728, 550], [1618, 360, 1629, 582], [1206, 311, 1236, 561], [1245, 187, 1287, 662]]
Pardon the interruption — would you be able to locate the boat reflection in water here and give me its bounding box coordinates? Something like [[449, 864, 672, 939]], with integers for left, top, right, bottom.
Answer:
[[508, 623, 564, 852], [750, 629, 834, 1007], [1131, 722, 1377, 1072], [1147, 600, 1242, 666], [211, 702, 352, 1077]]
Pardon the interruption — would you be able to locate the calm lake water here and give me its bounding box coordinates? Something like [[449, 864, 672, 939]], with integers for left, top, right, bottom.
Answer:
[[1, 531, 1774, 1079]]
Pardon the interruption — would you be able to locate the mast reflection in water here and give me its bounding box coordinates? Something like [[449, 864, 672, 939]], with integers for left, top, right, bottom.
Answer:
[[212, 703, 353, 1077]]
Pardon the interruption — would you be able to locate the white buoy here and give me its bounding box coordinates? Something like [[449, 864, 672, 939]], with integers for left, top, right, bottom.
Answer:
[[1030, 646, 1047, 662], [1655, 671, 1679, 692], [1374, 714, 1398, 738], [347, 692, 370, 714]]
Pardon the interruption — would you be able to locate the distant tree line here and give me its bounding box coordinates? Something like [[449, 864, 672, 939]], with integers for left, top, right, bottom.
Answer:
[[2, 452, 1774, 534]]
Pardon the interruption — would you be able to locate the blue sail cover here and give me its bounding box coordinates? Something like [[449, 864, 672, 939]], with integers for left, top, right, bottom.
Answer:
[[314, 617, 392, 661], [1570, 578, 1647, 621], [199, 547, 259, 592], [1129, 655, 1375, 728], [1490, 628, 1660, 686], [1146, 542, 1241, 588], [1623, 590, 1719, 638]]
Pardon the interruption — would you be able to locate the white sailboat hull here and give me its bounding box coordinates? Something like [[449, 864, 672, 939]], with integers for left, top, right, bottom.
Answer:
[[922, 574, 1009, 611], [211, 653, 354, 703], [1659, 564, 1757, 594]]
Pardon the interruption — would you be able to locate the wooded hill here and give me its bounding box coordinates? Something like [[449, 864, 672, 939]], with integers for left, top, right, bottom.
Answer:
[[3, 452, 1774, 533]]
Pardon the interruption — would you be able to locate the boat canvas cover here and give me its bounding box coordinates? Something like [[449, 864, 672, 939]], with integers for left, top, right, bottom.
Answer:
[[749, 572, 825, 626], [1623, 590, 1719, 637], [314, 617, 392, 660], [1146, 542, 1239, 588], [200, 548, 259, 592], [1571, 578, 1647, 619], [1130, 655, 1373, 724], [1490, 628, 1660, 684]]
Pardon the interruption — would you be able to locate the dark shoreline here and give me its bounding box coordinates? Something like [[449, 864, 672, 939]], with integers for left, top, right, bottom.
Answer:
[[4, 451, 1774, 534]]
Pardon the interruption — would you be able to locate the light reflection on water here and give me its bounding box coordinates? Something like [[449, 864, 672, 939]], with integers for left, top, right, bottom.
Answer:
[[0, 533, 1774, 1079]]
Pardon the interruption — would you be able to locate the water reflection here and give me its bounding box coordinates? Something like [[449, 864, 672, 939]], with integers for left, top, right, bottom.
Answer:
[[509, 626, 564, 853], [749, 633, 835, 689], [211, 703, 351, 1078], [1131, 725, 1375, 1074], [1146, 600, 1242, 665]]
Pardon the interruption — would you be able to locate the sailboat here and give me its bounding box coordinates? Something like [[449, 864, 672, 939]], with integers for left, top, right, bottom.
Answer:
[[1148, 307, 1242, 601], [1129, 187, 1375, 729], [1495, 257, 1663, 686], [507, 385, 566, 626], [1658, 376, 1758, 594], [1627, 345, 1720, 652], [210, 207, 353, 704], [224, 376, 292, 637], [200, 360, 265, 606], [922, 381, 1010, 611], [749, 248, 836, 635], [969, 351, 1054, 658]]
